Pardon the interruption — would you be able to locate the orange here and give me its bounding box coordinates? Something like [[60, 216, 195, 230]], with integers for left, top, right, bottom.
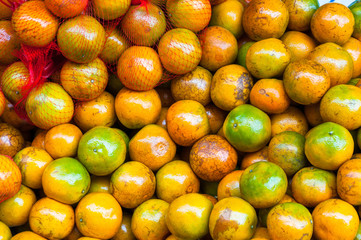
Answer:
[[0, 123, 24, 157], [99, 27, 130, 65], [44, 0, 88, 18], [77, 126, 126, 176], [202, 194, 217, 206], [350, 1, 361, 41], [57, 15, 106, 63], [156, 160, 200, 203], [283, 0, 319, 31], [156, 87, 175, 107], [61, 58, 108, 101], [0, 2, 11, 20], [281, 31, 317, 63], [199, 26, 238, 72], [0, 90, 5, 117], [223, 104, 271, 152], [210, 64, 253, 111], [250, 78, 290, 114], [217, 170, 243, 200], [305, 122, 353, 170], [112, 128, 129, 150], [74, 91, 116, 132], [29, 197, 74, 239], [111, 213, 136, 240], [166, 0, 211, 32], [166, 193, 213, 239], [110, 161, 156, 209], [320, 84, 361, 130], [129, 124, 176, 171], [267, 202, 313, 240], [76, 193, 122, 239], [25, 82, 74, 130], [92, 0, 130, 20], [205, 103, 227, 134], [76, 238, 100, 240], [242, 0, 289, 41], [13, 146, 53, 189], [0, 221, 11, 240], [236, 41, 255, 68], [0, 21, 20, 65], [117, 46, 162, 91], [1, 100, 34, 132], [64, 227, 83, 240], [312, 199, 359, 240], [156, 107, 167, 129], [190, 135, 237, 181], [31, 130, 47, 150], [356, 224, 361, 240], [166, 100, 210, 146], [11, 1, 58, 47], [42, 157, 90, 205], [343, 37, 361, 78], [131, 199, 169, 240], [11, 231, 46, 240], [0, 185, 36, 227], [307, 42, 354, 86], [337, 159, 361, 205], [251, 227, 270, 240], [209, 197, 257, 240], [89, 175, 110, 194], [121, 3, 166, 47], [171, 66, 212, 106], [304, 103, 323, 127], [45, 123, 82, 159], [158, 28, 202, 75], [311, 3, 354, 45], [241, 146, 268, 170]]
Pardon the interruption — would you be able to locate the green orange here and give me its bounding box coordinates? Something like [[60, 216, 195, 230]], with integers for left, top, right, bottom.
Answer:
[[283, 0, 319, 31], [99, 27, 130, 65], [236, 41, 255, 68], [350, 0, 361, 41]]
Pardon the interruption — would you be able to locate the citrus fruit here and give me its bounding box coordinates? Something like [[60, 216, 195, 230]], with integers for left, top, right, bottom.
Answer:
[[343, 37, 361, 78], [0, 221, 11, 240], [11, 231, 46, 240], [0, 20, 20, 65], [241, 146, 268, 170], [236, 41, 255, 68], [350, 0, 361, 41], [88, 175, 110, 194], [44, 0, 88, 18], [209, 197, 257, 240], [77, 126, 126, 176], [356, 224, 361, 240], [223, 104, 271, 152], [112, 213, 136, 240], [251, 227, 270, 240], [92, 0, 131, 20], [0, 2, 11, 20], [217, 170, 243, 200], [304, 103, 323, 127], [31, 130, 47, 150], [156, 107, 168, 129], [337, 159, 361, 205], [99, 27, 130, 65], [0, 123, 24, 157], [156, 87, 175, 107], [205, 103, 227, 134], [64, 227, 83, 240], [283, 0, 319, 31], [0, 90, 5, 117], [112, 128, 129, 150], [75, 192, 122, 239], [280, 31, 317, 63], [1, 100, 33, 132]]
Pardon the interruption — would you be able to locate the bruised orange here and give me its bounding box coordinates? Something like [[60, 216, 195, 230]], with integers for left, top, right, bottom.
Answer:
[[0, 20, 20, 65], [280, 31, 317, 63], [217, 170, 243, 200], [283, 0, 319, 31], [343, 37, 361, 78], [0, 123, 24, 157], [337, 159, 361, 205], [99, 27, 130, 65], [241, 146, 268, 170], [205, 103, 227, 134], [92, 0, 131, 20], [44, 0, 88, 18]]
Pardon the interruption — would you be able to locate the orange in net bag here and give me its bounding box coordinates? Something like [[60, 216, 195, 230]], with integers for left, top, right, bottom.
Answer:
[[0, 154, 21, 204]]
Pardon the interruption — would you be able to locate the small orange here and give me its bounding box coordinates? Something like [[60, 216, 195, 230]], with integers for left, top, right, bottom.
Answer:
[[29, 197, 74, 239], [205, 103, 227, 134], [1, 100, 34, 132], [241, 146, 268, 170], [31, 130, 47, 150], [11, 231, 46, 240], [217, 170, 243, 200], [92, 0, 131, 20], [250, 78, 290, 114], [111, 213, 136, 240], [64, 226, 83, 240], [280, 31, 317, 63], [44, 0, 88, 18], [156, 160, 200, 203], [0, 123, 24, 157], [89, 175, 110, 194], [0, 221, 11, 240], [129, 124, 176, 171], [211, 64, 253, 111], [283, 0, 319, 31], [74, 91, 116, 132], [337, 159, 361, 205], [343, 37, 361, 78], [311, 3, 354, 45], [44, 123, 82, 159], [0, 2, 11, 20], [251, 227, 270, 240], [99, 27, 130, 65], [158, 28, 202, 75], [13, 146, 53, 189], [166, 100, 210, 146], [117, 46, 162, 91], [312, 199, 359, 240], [61, 58, 108, 101], [156, 88, 175, 107], [304, 103, 323, 127], [0, 20, 20, 65], [156, 108, 168, 128], [115, 88, 161, 129]]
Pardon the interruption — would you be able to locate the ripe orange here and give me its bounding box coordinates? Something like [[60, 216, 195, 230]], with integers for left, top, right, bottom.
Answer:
[[63, 226, 83, 240], [0, 2, 11, 20], [92, 0, 131, 20], [217, 170, 243, 200], [156, 107, 167, 129], [283, 0, 319, 31], [205, 103, 227, 134], [99, 27, 130, 65], [0, 20, 20, 65], [112, 213, 136, 240], [156, 87, 175, 107], [0, 221, 11, 240], [251, 227, 270, 240], [44, 0, 88, 18], [0, 123, 24, 157], [337, 159, 361, 205], [31, 130, 47, 150], [11, 231, 46, 240], [241, 146, 268, 170], [1, 100, 33, 132], [304, 103, 323, 127], [88, 176, 110, 194], [280, 31, 317, 63], [0, 90, 5, 117], [0, 155, 21, 203], [343, 37, 361, 78]]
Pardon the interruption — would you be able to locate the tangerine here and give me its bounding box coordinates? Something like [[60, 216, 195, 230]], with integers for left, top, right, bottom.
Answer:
[[217, 170, 243, 200], [205, 103, 227, 134], [283, 0, 319, 31], [92, 0, 131, 20], [0, 221, 11, 240], [280, 31, 317, 63], [343, 37, 361, 78], [0, 20, 20, 65], [337, 159, 361, 205], [44, 0, 88, 18], [0, 123, 24, 157], [111, 213, 136, 240], [99, 27, 130, 65]]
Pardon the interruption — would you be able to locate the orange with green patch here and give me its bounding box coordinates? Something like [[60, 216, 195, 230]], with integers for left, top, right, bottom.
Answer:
[[283, 0, 318, 31], [92, 0, 131, 20]]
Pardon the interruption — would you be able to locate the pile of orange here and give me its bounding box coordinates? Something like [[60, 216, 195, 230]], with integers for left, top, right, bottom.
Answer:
[[1, 0, 361, 239]]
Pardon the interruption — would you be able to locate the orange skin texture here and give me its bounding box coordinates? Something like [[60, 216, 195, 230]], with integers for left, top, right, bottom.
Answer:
[[13, 146, 53, 189], [156, 88, 175, 107], [88, 176, 110, 194], [0, 123, 24, 158], [243, 0, 289, 41], [209, 197, 257, 240], [92, 0, 131, 20], [343, 37, 361, 78], [31, 130, 47, 150], [211, 64, 253, 111], [29, 197, 74, 239], [171, 66, 212, 106], [110, 161, 156, 209], [270, 106, 309, 137], [281, 31, 317, 63], [0, 221, 11, 240], [304, 103, 323, 127], [156, 107, 168, 129], [190, 135, 237, 182], [99, 27, 130, 65], [12, 1, 59, 47], [0, 185, 36, 227], [63, 227, 83, 240], [337, 159, 361, 205], [57, 15, 106, 64], [267, 202, 313, 240], [166, 0, 211, 32], [283, 59, 331, 105], [11, 231, 46, 240], [61, 58, 108, 101], [112, 213, 136, 240], [250, 78, 290, 114], [199, 26, 238, 72], [205, 103, 227, 134], [313, 199, 359, 240], [131, 199, 170, 240], [75, 193, 122, 239], [156, 160, 200, 203], [202, 194, 218, 206], [0, 2, 11, 20], [166, 100, 210, 147], [158, 28, 202, 75], [0, 21, 20, 65], [308, 42, 354, 86], [74, 91, 116, 132], [25, 82, 74, 130], [117, 46, 162, 91], [217, 170, 244, 200], [115, 88, 161, 129], [0, 91, 6, 117], [311, 3, 354, 46], [251, 227, 270, 240], [44, 0, 88, 18], [241, 146, 268, 170], [283, 0, 318, 31], [291, 167, 337, 208]]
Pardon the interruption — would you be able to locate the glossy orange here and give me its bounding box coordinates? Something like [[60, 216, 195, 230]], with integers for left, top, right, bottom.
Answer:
[[89, 176, 110, 194], [99, 27, 130, 65], [217, 170, 243, 200], [1, 100, 34, 132], [10, 231, 46, 240], [0, 123, 24, 157], [92, 0, 130, 20], [0, 20, 20, 65], [283, 0, 319, 31], [337, 159, 361, 205], [241, 146, 268, 170], [281, 31, 316, 63], [0, 221, 11, 240], [343, 37, 361, 78], [44, 0, 88, 18]]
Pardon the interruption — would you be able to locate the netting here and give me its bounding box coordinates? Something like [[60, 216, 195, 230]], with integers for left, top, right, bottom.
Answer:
[[0, 155, 22, 203]]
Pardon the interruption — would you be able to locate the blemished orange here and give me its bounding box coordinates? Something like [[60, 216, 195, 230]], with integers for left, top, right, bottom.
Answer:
[[0, 20, 20, 65], [44, 0, 88, 18], [156, 88, 175, 108], [76, 193, 122, 239], [92, 0, 130, 20], [0, 155, 21, 203], [0, 123, 24, 157], [99, 27, 130, 65], [281, 31, 317, 63], [10, 231, 46, 240], [0, 221, 11, 240], [241, 146, 268, 170], [31, 130, 47, 150], [88, 175, 110, 194], [29, 197, 74, 239], [337, 159, 361, 205], [283, 0, 319, 31], [343, 37, 361, 78], [111, 213, 136, 240], [205, 103, 227, 134], [217, 170, 243, 200]]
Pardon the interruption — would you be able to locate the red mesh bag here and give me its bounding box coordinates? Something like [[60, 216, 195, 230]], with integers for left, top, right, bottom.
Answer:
[[0, 154, 21, 204]]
